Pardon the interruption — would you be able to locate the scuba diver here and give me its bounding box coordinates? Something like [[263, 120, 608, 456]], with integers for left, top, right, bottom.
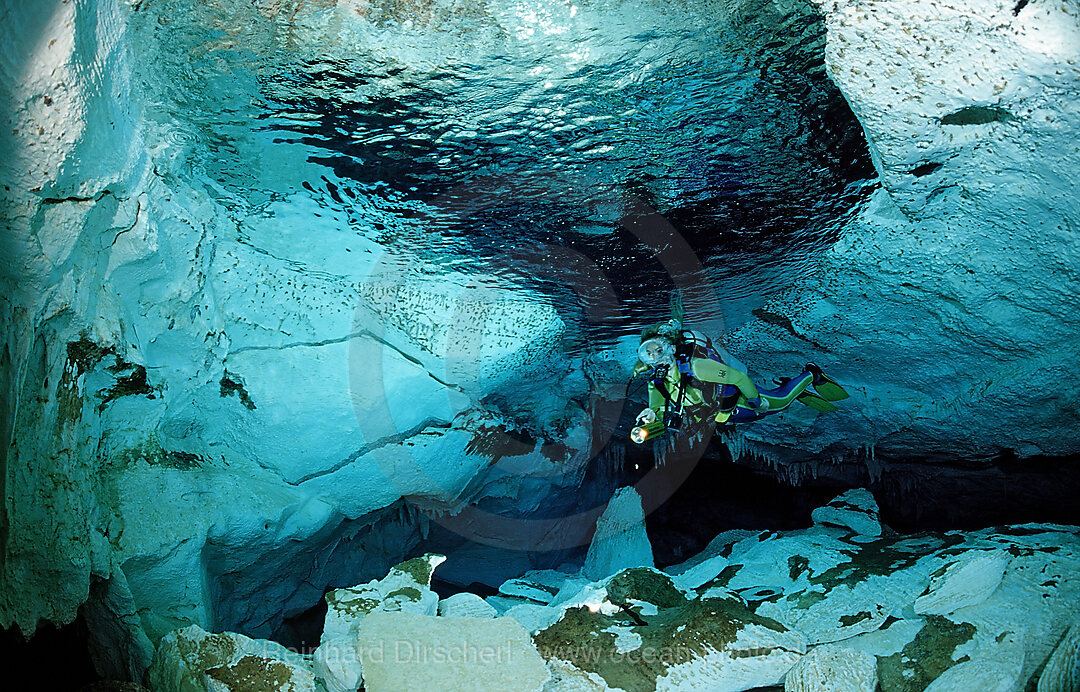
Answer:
[[629, 319, 848, 446]]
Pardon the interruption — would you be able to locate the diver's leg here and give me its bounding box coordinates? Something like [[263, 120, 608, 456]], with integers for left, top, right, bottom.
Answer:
[[759, 371, 814, 412]]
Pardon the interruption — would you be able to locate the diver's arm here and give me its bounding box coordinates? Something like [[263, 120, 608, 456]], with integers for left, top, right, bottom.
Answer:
[[691, 357, 760, 400], [647, 381, 667, 416]]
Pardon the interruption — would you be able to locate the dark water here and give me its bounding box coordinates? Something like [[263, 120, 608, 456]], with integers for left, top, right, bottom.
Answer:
[[131, 0, 874, 351]]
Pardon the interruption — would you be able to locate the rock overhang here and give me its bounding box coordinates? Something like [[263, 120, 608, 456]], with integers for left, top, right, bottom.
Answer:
[[1, 0, 1078, 681]]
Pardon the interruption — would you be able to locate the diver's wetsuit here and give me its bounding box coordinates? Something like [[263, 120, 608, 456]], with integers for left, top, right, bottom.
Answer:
[[647, 356, 757, 420], [728, 371, 816, 423], [647, 358, 815, 428]]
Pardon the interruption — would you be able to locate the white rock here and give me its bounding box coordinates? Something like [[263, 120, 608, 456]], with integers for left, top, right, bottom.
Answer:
[[656, 618, 805, 692], [583, 487, 654, 581], [320, 554, 444, 642], [504, 603, 566, 635], [1038, 619, 1080, 692], [784, 644, 877, 692], [924, 659, 1022, 692], [356, 611, 550, 691], [499, 577, 560, 604], [758, 582, 892, 645], [203, 654, 316, 692], [147, 624, 311, 692], [549, 575, 594, 607], [542, 658, 614, 691], [535, 570, 805, 692], [313, 637, 363, 692], [914, 550, 1009, 615], [811, 489, 882, 537], [670, 554, 730, 591], [438, 592, 497, 619]]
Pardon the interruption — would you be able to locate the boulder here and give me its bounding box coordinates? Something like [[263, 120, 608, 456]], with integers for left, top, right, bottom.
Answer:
[[924, 659, 1023, 692], [437, 592, 497, 619], [146, 625, 312, 692], [203, 655, 316, 692], [542, 658, 613, 691], [810, 489, 882, 537], [313, 554, 444, 692], [319, 553, 444, 642], [784, 644, 877, 692], [697, 519, 1080, 690], [1038, 619, 1080, 692], [914, 550, 1009, 615], [499, 577, 561, 604], [505, 603, 566, 635], [312, 637, 362, 692], [356, 611, 550, 691], [533, 567, 805, 692], [583, 487, 654, 581]]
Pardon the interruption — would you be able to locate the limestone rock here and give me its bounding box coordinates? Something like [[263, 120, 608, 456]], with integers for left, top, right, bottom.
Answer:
[[810, 489, 881, 537], [533, 567, 805, 692], [320, 554, 444, 642], [311, 554, 444, 691], [583, 487, 654, 581], [146, 625, 310, 692], [505, 603, 566, 635], [684, 520, 1080, 690], [356, 611, 550, 691], [914, 550, 1009, 615], [500, 577, 561, 604], [924, 659, 1022, 692], [438, 592, 497, 618], [203, 654, 316, 692], [670, 555, 731, 591], [1038, 620, 1080, 692], [312, 637, 362, 692], [543, 658, 614, 691], [784, 644, 877, 692], [759, 583, 891, 645]]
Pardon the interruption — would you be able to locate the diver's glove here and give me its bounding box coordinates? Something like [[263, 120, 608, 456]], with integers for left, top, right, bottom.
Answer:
[[748, 396, 770, 413], [636, 408, 657, 425]]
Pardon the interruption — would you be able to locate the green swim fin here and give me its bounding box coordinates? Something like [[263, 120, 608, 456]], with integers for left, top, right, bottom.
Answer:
[[806, 364, 849, 402], [797, 391, 839, 413]]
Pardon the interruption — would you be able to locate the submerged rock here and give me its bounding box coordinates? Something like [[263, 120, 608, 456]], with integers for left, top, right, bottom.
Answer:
[[313, 554, 444, 692], [783, 644, 877, 692], [142, 497, 1080, 692], [913, 549, 1009, 615], [583, 487, 654, 582], [1038, 619, 1080, 692], [319, 553, 444, 642], [437, 592, 498, 619], [146, 625, 313, 692], [533, 567, 805, 692], [203, 655, 316, 692], [355, 611, 549, 692], [499, 577, 561, 605], [810, 489, 882, 537]]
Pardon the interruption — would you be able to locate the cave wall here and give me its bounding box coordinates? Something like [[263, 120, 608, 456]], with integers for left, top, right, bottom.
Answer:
[[0, 0, 597, 672], [2, 0, 1077, 682], [726, 0, 1080, 463]]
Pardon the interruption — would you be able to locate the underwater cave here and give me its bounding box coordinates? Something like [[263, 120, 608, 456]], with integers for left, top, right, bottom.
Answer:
[[2, 0, 1080, 690]]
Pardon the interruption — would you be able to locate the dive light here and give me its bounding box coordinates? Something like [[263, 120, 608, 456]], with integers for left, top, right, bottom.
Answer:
[[630, 421, 665, 444]]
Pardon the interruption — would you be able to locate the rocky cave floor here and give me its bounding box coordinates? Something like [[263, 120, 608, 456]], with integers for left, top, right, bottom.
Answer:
[[6, 441, 1080, 692]]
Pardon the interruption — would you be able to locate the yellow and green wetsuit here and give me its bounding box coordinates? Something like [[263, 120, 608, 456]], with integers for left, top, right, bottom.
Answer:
[[647, 355, 760, 425], [647, 355, 821, 427]]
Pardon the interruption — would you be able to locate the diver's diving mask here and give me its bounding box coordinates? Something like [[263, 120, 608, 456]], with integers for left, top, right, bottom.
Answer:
[[638, 337, 675, 366]]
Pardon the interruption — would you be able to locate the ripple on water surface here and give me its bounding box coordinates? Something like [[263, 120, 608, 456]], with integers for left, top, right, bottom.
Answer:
[[131, 0, 874, 349]]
